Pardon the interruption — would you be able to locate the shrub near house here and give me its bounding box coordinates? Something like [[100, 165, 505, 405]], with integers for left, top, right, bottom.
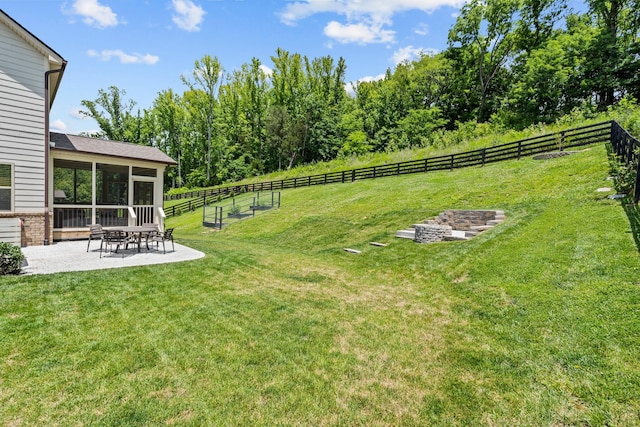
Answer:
[[0, 242, 24, 275]]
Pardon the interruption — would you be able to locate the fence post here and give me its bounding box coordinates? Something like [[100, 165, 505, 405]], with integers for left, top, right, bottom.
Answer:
[[341, 171, 345, 183], [482, 148, 486, 167], [397, 163, 400, 175], [635, 160, 640, 204], [373, 166, 377, 178], [424, 158, 428, 172], [352, 170, 355, 182], [450, 154, 455, 171], [517, 141, 522, 160]]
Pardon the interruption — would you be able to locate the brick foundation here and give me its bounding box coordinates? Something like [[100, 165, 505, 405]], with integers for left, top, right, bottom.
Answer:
[[0, 212, 54, 247]]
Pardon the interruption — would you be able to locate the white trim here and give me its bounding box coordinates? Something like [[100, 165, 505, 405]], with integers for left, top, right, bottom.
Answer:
[[0, 162, 14, 212]]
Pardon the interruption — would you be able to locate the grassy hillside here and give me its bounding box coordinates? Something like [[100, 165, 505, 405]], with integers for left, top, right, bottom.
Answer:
[[2, 143, 640, 425]]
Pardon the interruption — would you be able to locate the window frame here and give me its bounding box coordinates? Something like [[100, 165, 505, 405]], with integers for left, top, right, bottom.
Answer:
[[0, 163, 13, 212]]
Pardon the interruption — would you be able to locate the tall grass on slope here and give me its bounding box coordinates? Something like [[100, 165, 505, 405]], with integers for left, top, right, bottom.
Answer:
[[1, 144, 639, 425]]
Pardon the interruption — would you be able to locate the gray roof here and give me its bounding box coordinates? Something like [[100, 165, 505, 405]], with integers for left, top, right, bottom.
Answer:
[[50, 133, 177, 166]]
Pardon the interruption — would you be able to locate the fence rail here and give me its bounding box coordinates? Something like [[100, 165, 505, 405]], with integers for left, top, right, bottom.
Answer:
[[610, 121, 640, 203], [202, 192, 281, 229], [164, 121, 614, 217]]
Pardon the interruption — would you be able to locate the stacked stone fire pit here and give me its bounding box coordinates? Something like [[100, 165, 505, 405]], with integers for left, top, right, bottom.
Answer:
[[396, 209, 505, 243]]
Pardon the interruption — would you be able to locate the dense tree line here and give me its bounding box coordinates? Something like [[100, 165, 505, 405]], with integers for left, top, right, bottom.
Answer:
[[80, 0, 640, 188]]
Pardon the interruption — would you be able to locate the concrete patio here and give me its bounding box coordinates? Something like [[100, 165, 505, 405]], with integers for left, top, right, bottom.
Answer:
[[20, 239, 205, 275]]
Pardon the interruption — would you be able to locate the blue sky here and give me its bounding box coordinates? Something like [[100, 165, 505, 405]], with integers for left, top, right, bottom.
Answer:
[[3, 0, 471, 135]]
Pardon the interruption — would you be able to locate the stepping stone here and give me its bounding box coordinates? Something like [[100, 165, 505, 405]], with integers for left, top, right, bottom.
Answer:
[[344, 248, 361, 254], [451, 229, 467, 239], [396, 230, 416, 239], [597, 187, 613, 192], [470, 225, 494, 231], [369, 242, 388, 247], [444, 235, 470, 241]]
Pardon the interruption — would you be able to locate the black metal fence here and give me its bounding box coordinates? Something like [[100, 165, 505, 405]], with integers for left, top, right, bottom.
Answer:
[[202, 192, 281, 229], [165, 121, 615, 217], [610, 121, 640, 203]]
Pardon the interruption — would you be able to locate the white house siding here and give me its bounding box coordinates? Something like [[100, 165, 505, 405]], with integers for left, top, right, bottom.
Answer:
[[0, 20, 47, 214]]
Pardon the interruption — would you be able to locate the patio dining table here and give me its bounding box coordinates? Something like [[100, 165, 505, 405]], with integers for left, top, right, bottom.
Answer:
[[106, 225, 159, 252]]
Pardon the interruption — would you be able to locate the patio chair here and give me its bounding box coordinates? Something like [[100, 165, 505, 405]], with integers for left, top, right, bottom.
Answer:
[[86, 224, 104, 252], [149, 228, 175, 254], [141, 223, 160, 249], [100, 229, 130, 258]]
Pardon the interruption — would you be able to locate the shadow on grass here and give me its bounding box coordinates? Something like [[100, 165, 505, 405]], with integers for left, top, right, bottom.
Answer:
[[622, 197, 640, 252]]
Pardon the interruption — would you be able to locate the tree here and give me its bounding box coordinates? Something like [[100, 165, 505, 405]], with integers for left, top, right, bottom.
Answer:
[[80, 86, 140, 142], [448, 0, 521, 122], [268, 49, 309, 169], [181, 55, 224, 184], [584, 0, 640, 107], [153, 89, 186, 187]]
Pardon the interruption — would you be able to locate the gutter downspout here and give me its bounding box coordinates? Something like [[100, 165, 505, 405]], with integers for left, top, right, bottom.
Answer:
[[44, 63, 67, 245]]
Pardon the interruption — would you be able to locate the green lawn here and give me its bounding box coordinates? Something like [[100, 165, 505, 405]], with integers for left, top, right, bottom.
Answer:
[[2, 144, 640, 425]]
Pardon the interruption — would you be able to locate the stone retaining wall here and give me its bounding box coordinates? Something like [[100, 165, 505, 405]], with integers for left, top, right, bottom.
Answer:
[[398, 209, 505, 243], [434, 210, 498, 231], [414, 224, 452, 243]]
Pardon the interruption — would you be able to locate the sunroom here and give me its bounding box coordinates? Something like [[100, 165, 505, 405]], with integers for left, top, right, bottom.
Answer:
[[49, 133, 176, 241]]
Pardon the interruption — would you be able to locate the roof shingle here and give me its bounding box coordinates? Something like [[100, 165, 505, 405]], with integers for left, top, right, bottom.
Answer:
[[50, 132, 177, 166]]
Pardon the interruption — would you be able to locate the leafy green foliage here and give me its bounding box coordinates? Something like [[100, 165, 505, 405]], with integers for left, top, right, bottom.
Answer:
[[80, 0, 640, 190], [0, 242, 24, 275]]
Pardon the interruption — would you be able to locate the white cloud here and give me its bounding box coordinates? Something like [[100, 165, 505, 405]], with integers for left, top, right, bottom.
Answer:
[[69, 0, 118, 28], [391, 46, 424, 64], [391, 46, 439, 65], [279, 0, 465, 44], [345, 74, 386, 96], [70, 109, 85, 120], [414, 23, 429, 36], [87, 49, 159, 64], [280, 0, 464, 25], [259, 64, 273, 76], [324, 21, 395, 44], [50, 119, 68, 132], [172, 0, 206, 32], [357, 74, 387, 83]]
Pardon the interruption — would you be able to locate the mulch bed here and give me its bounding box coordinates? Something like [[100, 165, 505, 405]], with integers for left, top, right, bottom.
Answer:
[[532, 151, 572, 160]]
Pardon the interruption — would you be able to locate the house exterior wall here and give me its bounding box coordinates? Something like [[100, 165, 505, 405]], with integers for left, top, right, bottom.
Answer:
[[0, 21, 47, 213], [0, 19, 49, 246]]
